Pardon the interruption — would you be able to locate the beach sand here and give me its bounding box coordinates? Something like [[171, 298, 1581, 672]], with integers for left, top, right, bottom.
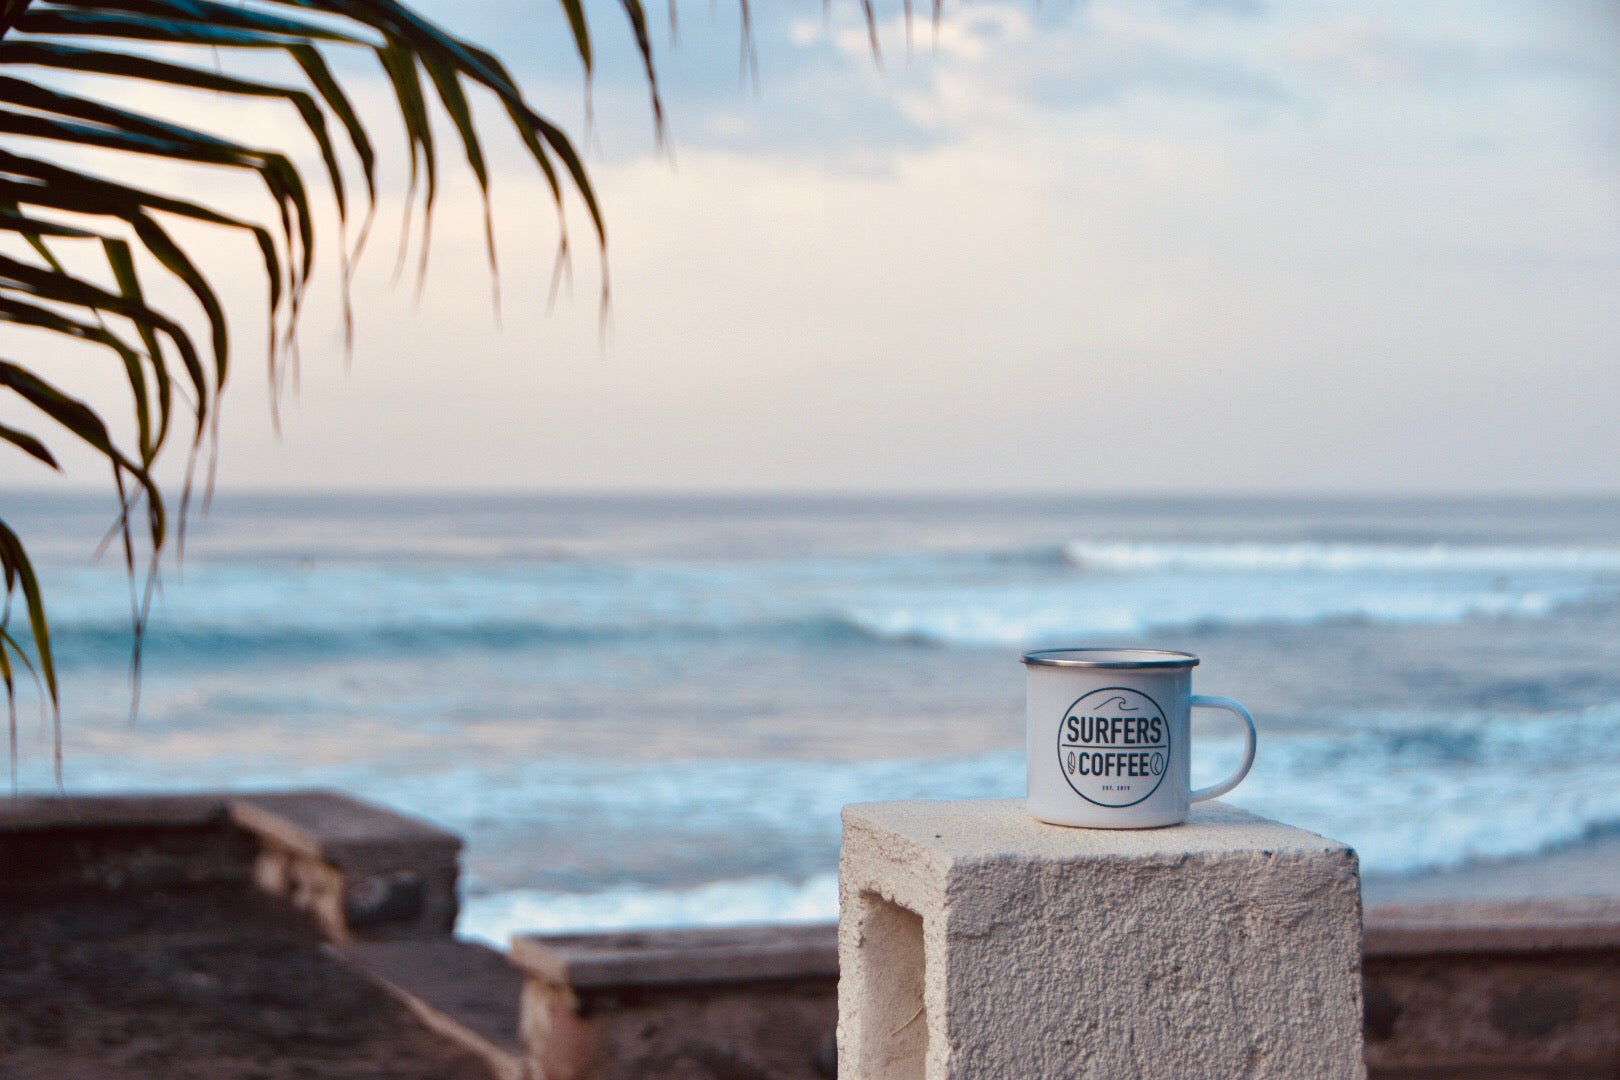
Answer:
[[1363, 832, 1620, 906]]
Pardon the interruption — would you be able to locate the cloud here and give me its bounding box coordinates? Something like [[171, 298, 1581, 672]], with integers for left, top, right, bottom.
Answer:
[[1289, 13, 1620, 91], [1142, 0, 1270, 19], [646, 1, 1293, 167]]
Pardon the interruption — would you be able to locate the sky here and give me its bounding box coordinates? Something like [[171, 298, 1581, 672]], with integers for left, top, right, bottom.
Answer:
[[4, 0, 1619, 494]]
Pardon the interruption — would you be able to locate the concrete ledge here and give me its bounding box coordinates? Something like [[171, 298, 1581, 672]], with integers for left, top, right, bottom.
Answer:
[[230, 789, 461, 872], [511, 923, 837, 991], [1365, 898, 1620, 956], [0, 792, 227, 830], [1, 790, 460, 941], [512, 924, 839, 1080]]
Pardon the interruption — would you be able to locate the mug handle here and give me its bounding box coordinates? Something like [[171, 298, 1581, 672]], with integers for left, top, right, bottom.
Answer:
[[1188, 695, 1258, 803]]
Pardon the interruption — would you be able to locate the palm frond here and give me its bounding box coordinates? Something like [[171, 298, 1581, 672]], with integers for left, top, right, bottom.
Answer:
[[0, 0, 607, 777], [1, 0, 901, 780]]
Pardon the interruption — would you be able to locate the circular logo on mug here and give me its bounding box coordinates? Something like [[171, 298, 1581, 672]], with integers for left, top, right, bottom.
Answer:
[[1056, 687, 1170, 808]]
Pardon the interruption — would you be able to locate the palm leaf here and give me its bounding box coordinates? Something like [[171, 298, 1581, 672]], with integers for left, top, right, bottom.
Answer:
[[616, 0, 664, 135], [11, 225, 164, 464], [1, 42, 351, 219], [0, 0, 614, 775], [0, 422, 58, 468], [1, 147, 287, 357], [0, 517, 60, 782], [0, 203, 90, 235], [1, 251, 208, 435]]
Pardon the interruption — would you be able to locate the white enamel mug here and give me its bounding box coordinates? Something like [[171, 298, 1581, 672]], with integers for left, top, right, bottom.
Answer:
[[1022, 648, 1257, 829]]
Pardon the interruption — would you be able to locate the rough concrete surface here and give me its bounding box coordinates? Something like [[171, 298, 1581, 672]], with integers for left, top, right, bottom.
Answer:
[[839, 798, 1365, 1080]]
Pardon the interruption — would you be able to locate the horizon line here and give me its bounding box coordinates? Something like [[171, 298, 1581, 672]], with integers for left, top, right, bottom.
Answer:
[[5, 486, 1620, 502]]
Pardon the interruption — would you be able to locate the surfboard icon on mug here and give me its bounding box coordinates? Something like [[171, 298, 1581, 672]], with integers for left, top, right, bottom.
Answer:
[[1023, 649, 1257, 829]]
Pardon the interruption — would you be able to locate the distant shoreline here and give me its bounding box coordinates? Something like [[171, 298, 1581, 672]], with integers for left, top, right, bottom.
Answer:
[[6, 487, 1620, 504]]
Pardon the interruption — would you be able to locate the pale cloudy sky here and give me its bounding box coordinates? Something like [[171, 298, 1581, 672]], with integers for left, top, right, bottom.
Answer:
[[5, 0, 1618, 493]]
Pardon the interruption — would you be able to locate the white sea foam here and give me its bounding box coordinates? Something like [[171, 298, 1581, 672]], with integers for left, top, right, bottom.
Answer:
[[457, 874, 840, 948], [1065, 540, 1620, 574], [842, 581, 1572, 648]]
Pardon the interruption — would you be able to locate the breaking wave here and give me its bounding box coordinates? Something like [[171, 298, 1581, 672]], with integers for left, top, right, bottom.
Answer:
[[1065, 540, 1620, 574]]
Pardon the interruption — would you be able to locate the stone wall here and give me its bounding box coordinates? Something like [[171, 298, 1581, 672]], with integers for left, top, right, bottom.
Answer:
[[1, 790, 460, 942], [1364, 898, 1620, 1079], [511, 925, 838, 1080], [0, 794, 255, 893]]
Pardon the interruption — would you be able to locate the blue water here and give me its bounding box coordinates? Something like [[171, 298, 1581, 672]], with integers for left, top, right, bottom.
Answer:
[[7, 493, 1620, 944]]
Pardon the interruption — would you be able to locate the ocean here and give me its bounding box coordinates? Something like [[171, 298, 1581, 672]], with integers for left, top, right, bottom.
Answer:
[[7, 492, 1620, 945]]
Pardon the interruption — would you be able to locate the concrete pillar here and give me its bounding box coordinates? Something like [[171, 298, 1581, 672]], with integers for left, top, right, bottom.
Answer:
[[838, 799, 1364, 1079]]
